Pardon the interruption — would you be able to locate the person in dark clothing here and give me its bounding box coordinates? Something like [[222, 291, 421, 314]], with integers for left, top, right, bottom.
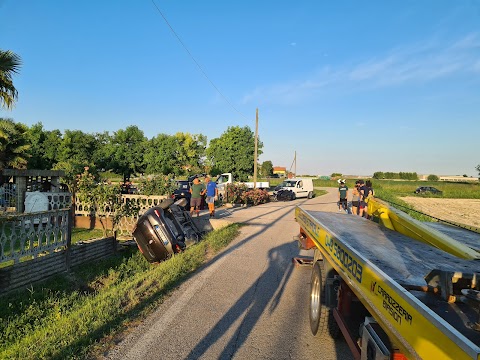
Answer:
[[338, 179, 349, 212], [359, 180, 374, 218]]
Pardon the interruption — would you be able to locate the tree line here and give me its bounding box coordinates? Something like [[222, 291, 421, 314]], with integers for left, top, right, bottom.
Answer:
[[372, 171, 419, 180], [0, 118, 269, 183]]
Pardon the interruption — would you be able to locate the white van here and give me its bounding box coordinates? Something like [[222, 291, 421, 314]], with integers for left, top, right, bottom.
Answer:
[[274, 178, 314, 199]]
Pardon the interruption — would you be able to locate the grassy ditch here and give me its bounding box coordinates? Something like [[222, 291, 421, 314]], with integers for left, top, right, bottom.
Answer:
[[0, 224, 240, 360]]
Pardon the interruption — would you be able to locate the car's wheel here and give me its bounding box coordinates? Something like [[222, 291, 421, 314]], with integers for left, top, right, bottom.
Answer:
[[291, 192, 296, 200], [310, 261, 340, 337], [307, 191, 314, 199]]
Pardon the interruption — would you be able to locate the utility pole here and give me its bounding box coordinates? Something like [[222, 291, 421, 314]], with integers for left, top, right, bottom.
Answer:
[[289, 150, 296, 178], [294, 150, 296, 177], [253, 108, 259, 188]]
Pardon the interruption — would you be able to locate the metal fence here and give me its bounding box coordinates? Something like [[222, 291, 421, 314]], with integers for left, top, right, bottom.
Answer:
[[0, 183, 16, 209]]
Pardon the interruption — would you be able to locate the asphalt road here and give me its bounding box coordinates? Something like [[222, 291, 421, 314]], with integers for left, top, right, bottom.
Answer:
[[104, 188, 353, 360]]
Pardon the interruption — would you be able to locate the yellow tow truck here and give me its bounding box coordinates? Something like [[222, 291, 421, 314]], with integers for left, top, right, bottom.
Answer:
[[295, 198, 480, 360]]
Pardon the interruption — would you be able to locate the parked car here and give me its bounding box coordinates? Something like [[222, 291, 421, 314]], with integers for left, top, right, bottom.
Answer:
[[173, 180, 191, 202], [414, 186, 442, 195], [274, 189, 296, 201], [273, 178, 314, 199]]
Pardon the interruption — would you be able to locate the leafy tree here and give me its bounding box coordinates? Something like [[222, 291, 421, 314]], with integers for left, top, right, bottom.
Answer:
[[76, 168, 139, 237], [53, 130, 100, 190], [427, 174, 439, 181], [206, 126, 262, 182], [144, 134, 180, 175], [26, 122, 62, 169], [174, 132, 207, 175], [260, 160, 273, 177], [53, 160, 92, 193], [331, 173, 342, 178], [56, 129, 98, 168], [105, 125, 146, 181], [373, 172, 384, 179], [0, 50, 21, 110], [136, 175, 176, 196], [91, 131, 113, 172], [476, 165, 480, 178], [0, 118, 31, 169]]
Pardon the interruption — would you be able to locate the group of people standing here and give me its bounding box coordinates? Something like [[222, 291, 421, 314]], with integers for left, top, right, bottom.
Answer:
[[189, 176, 218, 218], [338, 179, 374, 217]]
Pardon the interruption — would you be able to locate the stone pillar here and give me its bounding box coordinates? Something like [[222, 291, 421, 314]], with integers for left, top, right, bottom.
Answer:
[[51, 176, 60, 192], [16, 176, 27, 213]]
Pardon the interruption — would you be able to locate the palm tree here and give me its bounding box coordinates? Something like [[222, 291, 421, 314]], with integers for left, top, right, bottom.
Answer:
[[0, 118, 30, 169], [0, 50, 22, 110]]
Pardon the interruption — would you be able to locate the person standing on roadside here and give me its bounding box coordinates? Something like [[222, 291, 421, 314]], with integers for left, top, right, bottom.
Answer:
[[351, 180, 361, 215], [338, 179, 349, 212], [189, 177, 206, 217], [359, 180, 374, 218], [204, 176, 218, 218]]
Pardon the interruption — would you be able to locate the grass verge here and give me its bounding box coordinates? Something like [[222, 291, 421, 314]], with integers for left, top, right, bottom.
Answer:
[[313, 189, 327, 197], [0, 224, 241, 360]]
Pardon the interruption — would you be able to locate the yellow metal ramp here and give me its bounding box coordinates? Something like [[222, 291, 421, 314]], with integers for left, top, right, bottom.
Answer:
[[367, 198, 480, 260]]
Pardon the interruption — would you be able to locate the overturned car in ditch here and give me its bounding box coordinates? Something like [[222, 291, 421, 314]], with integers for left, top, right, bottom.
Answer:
[[132, 198, 204, 263]]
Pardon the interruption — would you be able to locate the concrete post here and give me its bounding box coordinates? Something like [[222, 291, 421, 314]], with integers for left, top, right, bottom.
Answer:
[[16, 176, 27, 213]]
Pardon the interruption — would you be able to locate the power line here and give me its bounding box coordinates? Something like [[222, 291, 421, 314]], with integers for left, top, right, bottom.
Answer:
[[150, 0, 248, 120]]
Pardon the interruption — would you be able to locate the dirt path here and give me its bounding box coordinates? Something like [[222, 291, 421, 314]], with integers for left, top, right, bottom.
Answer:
[[401, 197, 480, 228]]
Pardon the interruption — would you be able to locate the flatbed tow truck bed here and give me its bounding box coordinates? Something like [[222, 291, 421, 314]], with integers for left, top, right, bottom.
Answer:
[[425, 223, 480, 253], [296, 204, 480, 360]]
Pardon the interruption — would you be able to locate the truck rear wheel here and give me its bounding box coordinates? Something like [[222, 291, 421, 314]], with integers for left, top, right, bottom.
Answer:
[[310, 261, 340, 338], [307, 191, 313, 199]]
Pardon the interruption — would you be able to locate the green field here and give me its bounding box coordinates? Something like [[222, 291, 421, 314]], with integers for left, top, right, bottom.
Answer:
[[311, 178, 479, 198], [311, 178, 479, 221]]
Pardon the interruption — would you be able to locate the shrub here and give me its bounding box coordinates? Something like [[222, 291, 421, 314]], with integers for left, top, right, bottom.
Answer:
[[241, 188, 270, 205], [226, 184, 270, 205], [427, 174, 439, 181], [136, 175, 177, 196], [226, 183, 248, 204]]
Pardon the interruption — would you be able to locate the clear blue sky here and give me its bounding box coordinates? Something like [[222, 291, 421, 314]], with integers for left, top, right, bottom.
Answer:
[[1, 1, 479, 177]]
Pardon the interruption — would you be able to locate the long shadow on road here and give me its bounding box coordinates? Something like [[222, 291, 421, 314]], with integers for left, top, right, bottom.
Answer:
[[185, 242, 295, 360]]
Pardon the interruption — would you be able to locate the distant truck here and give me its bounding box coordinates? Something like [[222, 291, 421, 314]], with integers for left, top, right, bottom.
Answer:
[[273, 178, 314, 200], [215, 173, 270, 202]]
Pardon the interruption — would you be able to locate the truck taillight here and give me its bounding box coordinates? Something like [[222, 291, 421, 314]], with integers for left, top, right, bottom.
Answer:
[[392, 353, 407, 360], [154, 209, 161, 218]]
